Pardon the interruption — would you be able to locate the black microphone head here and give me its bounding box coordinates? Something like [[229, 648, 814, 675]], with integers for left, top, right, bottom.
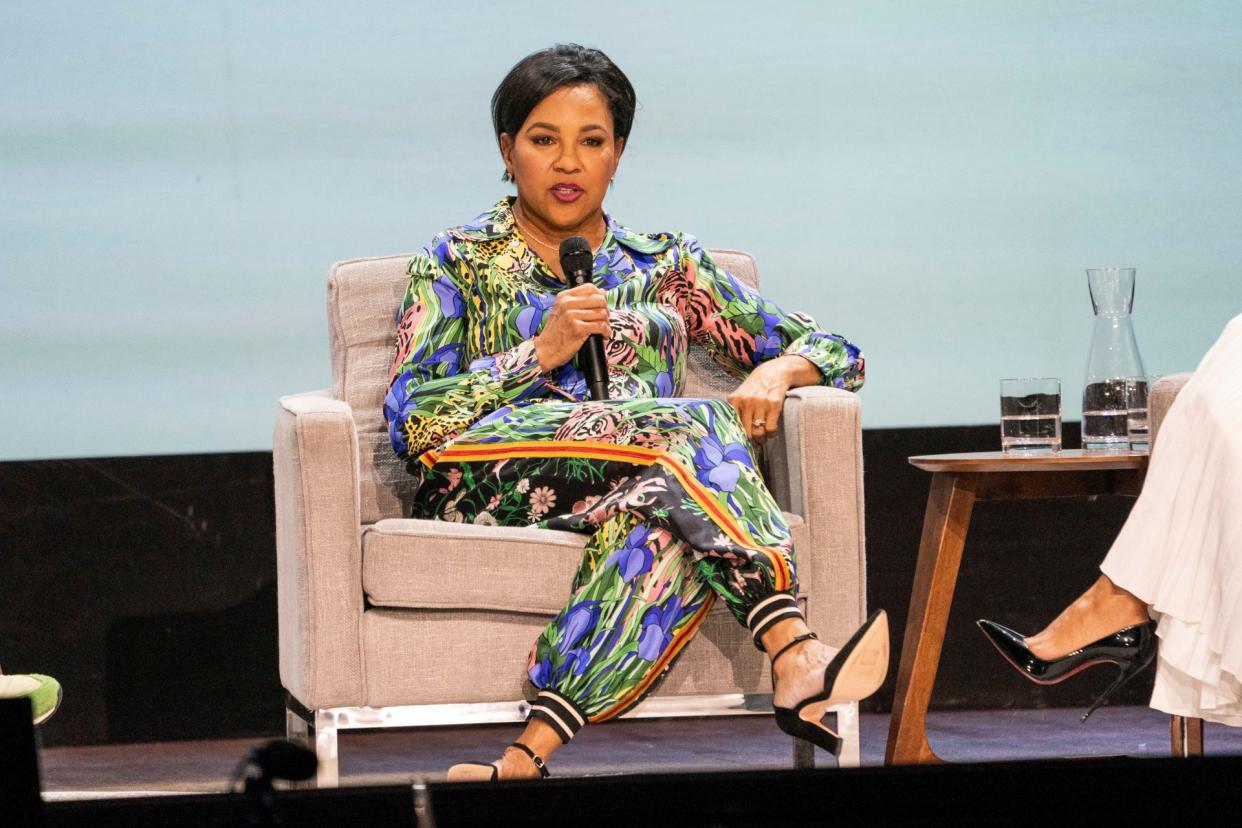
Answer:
[[249, 739, 318, 782], [558, 236, 594, 285]]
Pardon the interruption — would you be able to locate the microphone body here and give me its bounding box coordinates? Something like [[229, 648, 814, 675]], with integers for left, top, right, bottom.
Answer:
[[558, 237, 610, 401], [248, 739, 318, 782]]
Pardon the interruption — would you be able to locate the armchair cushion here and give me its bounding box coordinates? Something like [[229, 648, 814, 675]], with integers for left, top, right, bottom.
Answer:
[[362, 520, 587, 614], [361, 513, 809, 615]]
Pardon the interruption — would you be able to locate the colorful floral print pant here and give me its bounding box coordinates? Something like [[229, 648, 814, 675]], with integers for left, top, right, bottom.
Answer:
[[411, 397, 801, 741]]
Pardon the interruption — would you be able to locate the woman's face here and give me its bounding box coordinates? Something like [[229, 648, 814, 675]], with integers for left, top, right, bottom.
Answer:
[[500, 83, 624, 234]]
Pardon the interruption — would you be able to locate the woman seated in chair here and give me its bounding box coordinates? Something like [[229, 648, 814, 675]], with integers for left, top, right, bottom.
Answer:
[[979, 313, 1242, 728], [383, 44, 887, 781]]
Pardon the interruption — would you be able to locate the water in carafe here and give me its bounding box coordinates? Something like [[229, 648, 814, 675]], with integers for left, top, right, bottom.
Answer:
[[1082, 268, 1147, 451]]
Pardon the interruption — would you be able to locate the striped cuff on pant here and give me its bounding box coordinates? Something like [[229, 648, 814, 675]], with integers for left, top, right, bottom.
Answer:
[[746, 593, 803, 650], [528, 690, 588, 744]]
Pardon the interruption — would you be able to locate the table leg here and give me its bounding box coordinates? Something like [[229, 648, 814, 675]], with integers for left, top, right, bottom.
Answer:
[[885, 472, 978, 765], [1171, 715, 1204, 757]]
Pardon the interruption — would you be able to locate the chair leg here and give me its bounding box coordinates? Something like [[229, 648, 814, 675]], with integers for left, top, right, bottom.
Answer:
[[792, 736, 815, 769], [1171, 715, 1204, 758], [835, 702, 861, 768], [285, 706, 315, 788], [790, 703, 860, 769], [285, 704, 340, 787]]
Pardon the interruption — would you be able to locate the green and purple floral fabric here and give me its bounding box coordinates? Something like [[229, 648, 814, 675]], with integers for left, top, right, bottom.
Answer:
[[385, 197, 863, 723]]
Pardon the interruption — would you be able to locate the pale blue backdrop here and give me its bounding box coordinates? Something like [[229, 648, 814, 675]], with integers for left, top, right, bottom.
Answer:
[[3, 1, 1240, 460]]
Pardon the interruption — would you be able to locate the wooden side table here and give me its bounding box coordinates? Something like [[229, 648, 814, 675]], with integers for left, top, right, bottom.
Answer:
[[881, 449, 1193, 765]]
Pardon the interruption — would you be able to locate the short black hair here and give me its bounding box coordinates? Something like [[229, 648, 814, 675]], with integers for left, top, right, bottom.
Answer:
[[491, 44, 637, 182]]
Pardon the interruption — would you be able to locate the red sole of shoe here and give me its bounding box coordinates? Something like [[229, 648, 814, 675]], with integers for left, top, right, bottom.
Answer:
[[983, 637, 1119, 686]]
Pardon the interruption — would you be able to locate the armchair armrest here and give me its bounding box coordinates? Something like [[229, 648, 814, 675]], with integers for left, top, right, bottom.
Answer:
[[1150, 373, 1192, 449], [764, 386, 865, 644], [273, 389, 365, 709]]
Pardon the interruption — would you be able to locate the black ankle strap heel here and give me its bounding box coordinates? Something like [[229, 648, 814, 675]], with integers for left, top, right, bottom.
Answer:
[[770, 632, 819, 673], [769, 611, 890, 758], [508, 742, 550, 778]]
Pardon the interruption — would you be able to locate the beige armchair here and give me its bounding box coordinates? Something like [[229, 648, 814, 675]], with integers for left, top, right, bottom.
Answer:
[[1148, 372, 1205, 757], [274, 249, 869, 786]]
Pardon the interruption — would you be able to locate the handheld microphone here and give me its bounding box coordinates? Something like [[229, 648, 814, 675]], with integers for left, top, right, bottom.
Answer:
[[558, 236, 609, 401]]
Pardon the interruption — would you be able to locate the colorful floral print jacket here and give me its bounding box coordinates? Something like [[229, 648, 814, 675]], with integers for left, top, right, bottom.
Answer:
[[384, 197, 864, 463]]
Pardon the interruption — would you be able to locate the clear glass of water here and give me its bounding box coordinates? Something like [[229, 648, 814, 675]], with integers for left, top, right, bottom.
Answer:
[[1000, 378, 1062, 454], [1125, 375, 1152, 451]]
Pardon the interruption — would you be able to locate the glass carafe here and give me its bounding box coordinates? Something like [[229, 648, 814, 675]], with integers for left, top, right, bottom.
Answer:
[[1082, 268, 1147, 451]]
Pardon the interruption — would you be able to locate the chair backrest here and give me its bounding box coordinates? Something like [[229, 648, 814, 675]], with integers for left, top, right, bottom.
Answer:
[[327, 248, 762, 525]]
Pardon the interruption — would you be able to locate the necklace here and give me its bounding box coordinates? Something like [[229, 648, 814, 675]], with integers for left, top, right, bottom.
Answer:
[[511, 202, 563, 251], [512, 200, 604, 254]]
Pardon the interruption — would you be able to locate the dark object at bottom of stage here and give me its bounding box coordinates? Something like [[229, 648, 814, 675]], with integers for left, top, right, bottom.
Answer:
[[44, 754, 1242, 827]]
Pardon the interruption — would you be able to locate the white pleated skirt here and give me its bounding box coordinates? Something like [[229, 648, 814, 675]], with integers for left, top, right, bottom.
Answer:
[[1101, 313, 1242, 726]]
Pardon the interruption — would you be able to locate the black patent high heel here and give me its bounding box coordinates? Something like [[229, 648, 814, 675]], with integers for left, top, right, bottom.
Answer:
[[770, 609, 890, 756], [976, 619, 1157, 721]]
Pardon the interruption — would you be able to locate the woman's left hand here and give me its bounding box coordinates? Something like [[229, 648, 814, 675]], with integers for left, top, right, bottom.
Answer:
[[728, 357, 810, 445]]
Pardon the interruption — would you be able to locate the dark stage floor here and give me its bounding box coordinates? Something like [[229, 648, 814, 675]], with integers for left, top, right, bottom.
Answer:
[[38, 706, 1242, 800]]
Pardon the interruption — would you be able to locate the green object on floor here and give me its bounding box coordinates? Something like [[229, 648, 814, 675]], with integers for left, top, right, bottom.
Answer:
[[0, 672, 63, 725]]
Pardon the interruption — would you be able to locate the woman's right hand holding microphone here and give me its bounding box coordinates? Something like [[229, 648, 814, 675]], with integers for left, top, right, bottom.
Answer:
[[533, 284, 611, 372]]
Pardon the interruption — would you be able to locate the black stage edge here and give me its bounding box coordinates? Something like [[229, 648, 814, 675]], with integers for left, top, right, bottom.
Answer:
[[42, 756, 1242, 827], [0, 422, 1143, 746]]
